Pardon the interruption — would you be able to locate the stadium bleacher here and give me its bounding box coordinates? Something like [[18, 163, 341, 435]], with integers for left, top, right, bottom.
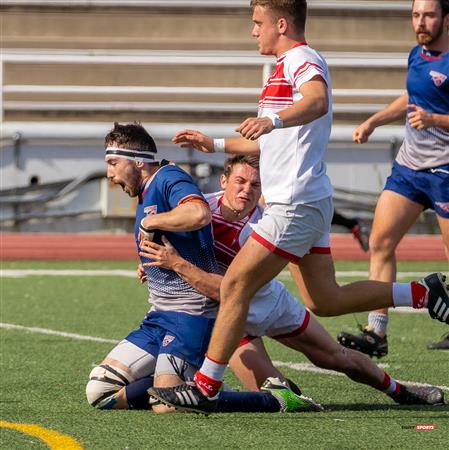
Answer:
[[2, 0, 437, 234]]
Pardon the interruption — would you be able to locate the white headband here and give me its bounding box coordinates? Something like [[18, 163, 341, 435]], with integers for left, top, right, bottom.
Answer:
[[105, 146, 160, 164]]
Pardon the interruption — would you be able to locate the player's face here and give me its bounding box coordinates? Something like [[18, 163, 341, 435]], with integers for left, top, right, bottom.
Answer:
[[105, 156, 141, 197], [251, 6, 282, 56], [412, 1, 447, 46], [221, 163, 262, 216]]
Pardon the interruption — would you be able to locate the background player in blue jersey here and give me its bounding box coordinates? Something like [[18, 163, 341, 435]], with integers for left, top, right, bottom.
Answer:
[[86, 122, 314, 413], [339, 0, 449, 356]]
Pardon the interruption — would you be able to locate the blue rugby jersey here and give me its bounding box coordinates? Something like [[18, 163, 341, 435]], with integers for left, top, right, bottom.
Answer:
[[136, 163, 218, 317], [396, 45, 449, 170]]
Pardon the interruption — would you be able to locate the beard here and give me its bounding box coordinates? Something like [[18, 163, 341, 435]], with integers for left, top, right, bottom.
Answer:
[[415, 23, 444, 46]]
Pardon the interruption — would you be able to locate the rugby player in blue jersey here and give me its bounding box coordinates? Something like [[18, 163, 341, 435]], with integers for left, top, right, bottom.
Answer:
[[86, 122, 316, 413], [339, 0, 449, 356]]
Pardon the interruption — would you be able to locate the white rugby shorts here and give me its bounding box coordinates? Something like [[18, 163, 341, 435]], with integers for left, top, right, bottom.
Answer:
[[243, 278, 309, 339], [251, 197, 333, 262]]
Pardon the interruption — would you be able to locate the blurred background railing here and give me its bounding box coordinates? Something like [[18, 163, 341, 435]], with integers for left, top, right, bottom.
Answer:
[[2, 0, 438, 234]]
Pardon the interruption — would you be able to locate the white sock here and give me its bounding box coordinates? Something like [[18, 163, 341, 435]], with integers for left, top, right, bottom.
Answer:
[[200, 355, 227, 382], [392, 282, 412, 307], [368, 312, 389, 336]]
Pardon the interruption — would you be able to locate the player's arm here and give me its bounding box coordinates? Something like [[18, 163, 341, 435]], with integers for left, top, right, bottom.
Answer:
[[139, 236, 223, 301], [353, 93, 408, 144], [236, 75, 329, 140], [140, 198, 211, 234], [408, 105, 449, 131], [172, 129, 260, 155]]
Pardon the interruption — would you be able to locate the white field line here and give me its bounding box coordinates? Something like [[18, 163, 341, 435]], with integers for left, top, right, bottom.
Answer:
[[1, 322, 448, 392], [0, 269, 435, 279], [0, 269, 434, 314], [0, 323, 118, 344]]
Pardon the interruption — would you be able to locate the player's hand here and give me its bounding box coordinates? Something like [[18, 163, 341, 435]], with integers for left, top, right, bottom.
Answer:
[[136, 264, 147, 284], [236, 116, 274, 140], [408, 104, 433, 130], [352, 122, 374, 144], [139, 236, 181, 270], [172, 129, 215, 153]]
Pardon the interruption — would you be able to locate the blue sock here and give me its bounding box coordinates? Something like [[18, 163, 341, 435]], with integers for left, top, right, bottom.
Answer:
[[125, 376, 153, 409], [216, 391, 280, 413]]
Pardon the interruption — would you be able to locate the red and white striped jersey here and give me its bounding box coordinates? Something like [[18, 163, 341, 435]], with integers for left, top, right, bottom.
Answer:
[[258, 43, 333, 205], [204, 190, 307, 333], [205, 191, 263, 274]]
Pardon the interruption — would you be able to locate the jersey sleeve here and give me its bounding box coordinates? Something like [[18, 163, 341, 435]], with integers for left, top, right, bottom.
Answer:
[[159, 166, 207, 210], [285, 49, 328, 91]]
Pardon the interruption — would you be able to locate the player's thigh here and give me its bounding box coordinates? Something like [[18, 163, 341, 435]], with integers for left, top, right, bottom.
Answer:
[[104, 339, 157, 380], [294, 253, 339, 310], [370, 190, 424, 250], [229, 337, 284, 391], [222, 236, 288, 301]]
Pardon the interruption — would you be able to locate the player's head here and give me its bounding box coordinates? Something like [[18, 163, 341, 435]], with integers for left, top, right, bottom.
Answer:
[[104, 122, 159, 197], [220, 155, 261, 218], [250, 0, 307, 56], [412, 0, 449, 47]]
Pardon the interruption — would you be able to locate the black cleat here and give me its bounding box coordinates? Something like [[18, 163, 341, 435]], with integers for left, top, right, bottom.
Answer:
[[421, 273, 449, 324], [391, 384, 445, 406], [148, 382, 218, 415], [337, 327, 388, 358], [427, 333, 449, 350], [351, 223, 370, 252]]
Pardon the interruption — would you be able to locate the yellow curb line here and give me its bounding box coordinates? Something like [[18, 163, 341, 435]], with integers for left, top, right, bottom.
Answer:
[[0, 421, 83, 450]]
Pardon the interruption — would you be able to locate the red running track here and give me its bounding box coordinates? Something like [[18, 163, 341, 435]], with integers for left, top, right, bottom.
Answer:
[[0, 232, 446, 261]]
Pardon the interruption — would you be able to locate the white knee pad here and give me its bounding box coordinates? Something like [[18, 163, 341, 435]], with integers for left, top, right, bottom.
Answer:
[[86, 364, 132, 409]]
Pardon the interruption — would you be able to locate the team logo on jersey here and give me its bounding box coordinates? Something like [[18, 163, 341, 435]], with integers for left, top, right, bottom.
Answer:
[[429, 70, 447, 87], [435, 202, 449, 213], [162, 335, 175, 347], [144, 205, 157, 215]]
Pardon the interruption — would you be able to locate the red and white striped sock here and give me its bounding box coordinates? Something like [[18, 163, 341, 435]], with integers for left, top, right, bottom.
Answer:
[[392, 282, 428, 309], [381, 372, 402, 398], [194, 354, 227, 398], [410, 281, 429, 309]]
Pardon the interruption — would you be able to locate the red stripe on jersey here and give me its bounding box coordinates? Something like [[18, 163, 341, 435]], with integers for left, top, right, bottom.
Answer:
[[293, 61, 323, 79], [260, 84, 293, 102]]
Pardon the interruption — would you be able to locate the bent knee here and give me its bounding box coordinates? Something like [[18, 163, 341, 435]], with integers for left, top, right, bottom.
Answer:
[[369, 234, 397, 257], [86, 364, 132, 409]]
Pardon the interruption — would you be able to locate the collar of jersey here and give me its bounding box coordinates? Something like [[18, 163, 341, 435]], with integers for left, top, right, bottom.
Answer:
[[277, 41, 308, 63], [139, 161, 173, 199], [420, 45, 445, 61]]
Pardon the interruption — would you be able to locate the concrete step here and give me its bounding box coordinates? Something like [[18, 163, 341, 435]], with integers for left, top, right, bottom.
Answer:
[[1, 2, 415, 52]]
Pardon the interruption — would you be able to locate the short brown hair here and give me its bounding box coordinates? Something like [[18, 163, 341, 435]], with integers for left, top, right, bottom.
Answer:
[[223, 155, 260, 178], [413, 0, 449, 16], [250, 0, 307, 32], [104, 122, 157, 153]]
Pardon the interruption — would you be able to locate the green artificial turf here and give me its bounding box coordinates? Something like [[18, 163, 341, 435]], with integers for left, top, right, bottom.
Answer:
[[1, 260, 448, 449]]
